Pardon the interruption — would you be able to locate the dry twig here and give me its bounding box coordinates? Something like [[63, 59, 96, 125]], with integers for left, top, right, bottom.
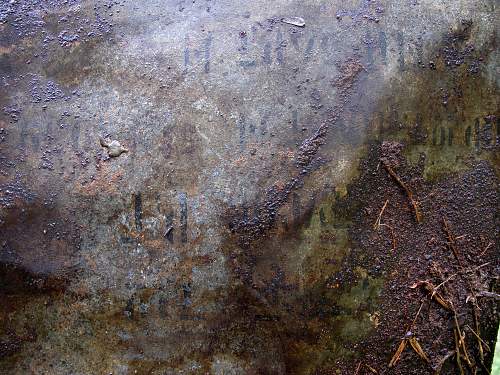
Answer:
[[364, 364, 378, 374], [465, 324, 490, 352], [443, 218, 462, 265], [476, 291, 500, 300], [409, 337, 430, 363], [454, 328, 464, 375], [473, 307, 485, 365], [373, 199, 388, 230], [410, 281, 452, 310], [382, 161, 422, 223], [389, 339, 407, 368], [354, 362, 362, 375], [453, 311, 473, 369], [479, 241, 493, 256], [388, 300, 426, 368]]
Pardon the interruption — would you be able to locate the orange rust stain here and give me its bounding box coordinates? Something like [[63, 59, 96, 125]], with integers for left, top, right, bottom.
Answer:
[[142, 238, 165, 250], [191, 254, 215, 266], [232, 155, 248, 167], [274, 180, 286, 190], [76, 166, 123, 196], [185, 183, 200, 196], [0, 46, 12, 54]]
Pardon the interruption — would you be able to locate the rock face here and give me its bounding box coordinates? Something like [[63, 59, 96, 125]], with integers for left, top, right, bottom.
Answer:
[[0, 1, 498, 374]]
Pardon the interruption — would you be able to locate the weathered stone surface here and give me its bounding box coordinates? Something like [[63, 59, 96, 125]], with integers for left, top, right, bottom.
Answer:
[[0, 1, 498, 374]]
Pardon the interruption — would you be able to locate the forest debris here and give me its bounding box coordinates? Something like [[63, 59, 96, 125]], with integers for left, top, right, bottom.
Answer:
[[465, 324, 490, 352], [433, 262, 490, 294], [479, 241, 493, 256], [431, 292, 452, 311], [355, 362, 378, 374], [410, 300, 425, 329], [434, 273, 457, 291], [410, 280, 452, 310], [373, 199, 388, 230], [433, 350, 456, 375], [454, 329, 464, 375], [472, 302, 495, 374], [453, 312, 473, 369], [442, 218, 462, 265], [442, 217, 487, 372], [476, 291, 500, 300], [409, 337, 430, 363], [388, 301, 424, 368], [389, 339, 407, 367], [354, 362, 362, 375], [382, 161, 422, 223], [372, 199, 397, 250], [472, 307, 485, 365], [364, 364, 378, 373]]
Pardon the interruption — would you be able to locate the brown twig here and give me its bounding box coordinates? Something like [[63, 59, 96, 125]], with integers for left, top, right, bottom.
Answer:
[[479, 241, 493, 256], [443, 218, 462, 266], [410, 281, 452, 310], [372, 199, 397, 251], [382, 161, 422, 223], [433, 273, 456, 292], [442, 218, 488, 373], [389, 339, 407, 368], [453, 310, 473, 369], [354, 362, 362, 375], [431, 291, 452, 311], [410, 300, 425, 330], [364, 364, 378, 374], [389, 299, 427, 368], [454, 328, 464, 375], [409, 337, 431, 363], [465, 324, 490, 352], [476, 291, 500, 300], [373, 199, 388, 230], [473, 306, 485, 365], [433, 262, 490, 294]]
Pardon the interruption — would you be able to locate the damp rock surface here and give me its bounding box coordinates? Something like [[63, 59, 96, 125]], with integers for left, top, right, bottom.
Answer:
[[0, 1, 498, 374]]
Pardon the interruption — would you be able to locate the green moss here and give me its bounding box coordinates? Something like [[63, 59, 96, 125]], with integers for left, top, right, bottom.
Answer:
[[372, 64, 498, 182], [281, 188, 384, 373]]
